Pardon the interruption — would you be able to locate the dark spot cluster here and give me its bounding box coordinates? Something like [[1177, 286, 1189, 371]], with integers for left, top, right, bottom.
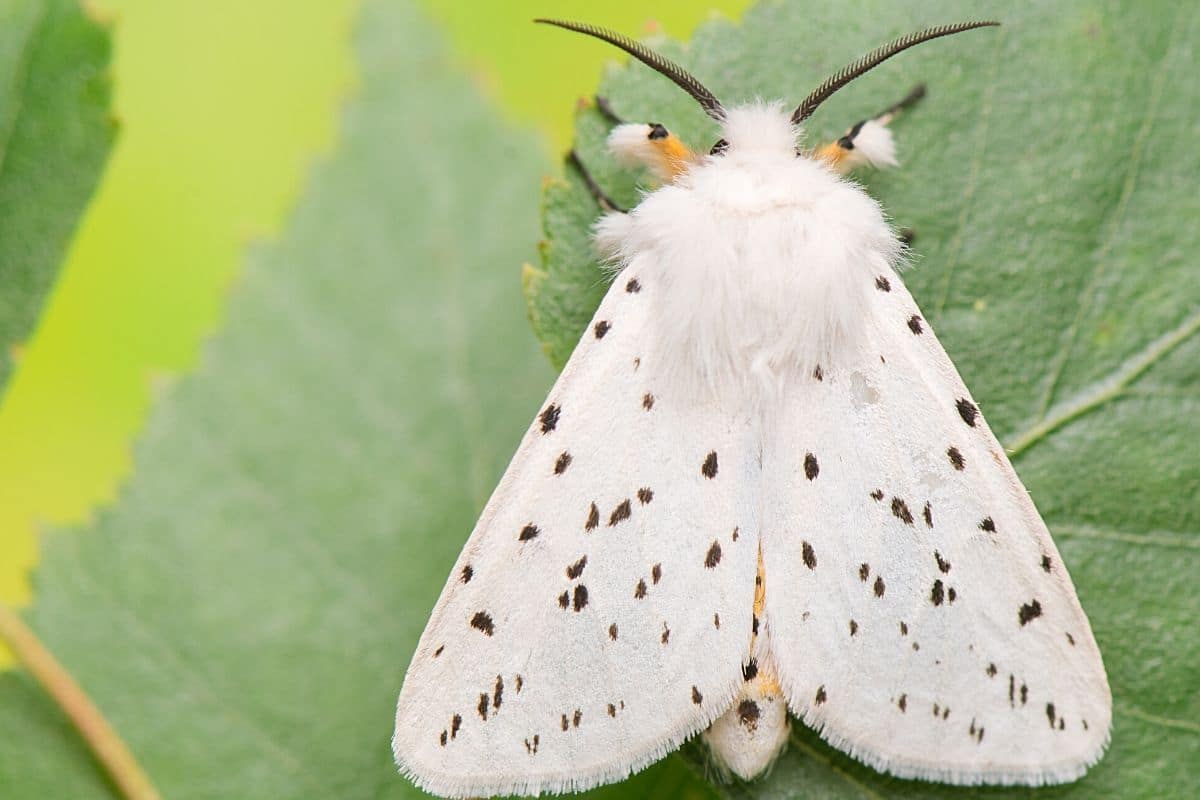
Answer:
[[870, 489, 884, 501], [1007, 674, 1029, 708], [625, 277, 641, 293], [642, 393, 655, 410], [1018, 599, 1043, 626], [470, 611, 495, 636], [637, 487, 654, 505], [557, 585, 588, 612], [540, 404, 561, 433], [875, 275, 892, 292], [705, 540, 723, 569], [956, 398, 978, 427], [742, 659, 759, 682], [804, 452, 820, 480], [524, 734, 539, 754], [933, 703, 951, 720], [701, 451, 719, 479], [608, 499, 632, 527], [461, 564, 474, 583], [968, 717, 985, 743], [1046, 703, 1065, 730], [560, 709, 583, 731], [738, 699, 760, 731]]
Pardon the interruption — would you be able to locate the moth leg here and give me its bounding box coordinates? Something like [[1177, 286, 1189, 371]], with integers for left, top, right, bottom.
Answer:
[[815, 83, 926, 173], [566, 149, 626, 213]]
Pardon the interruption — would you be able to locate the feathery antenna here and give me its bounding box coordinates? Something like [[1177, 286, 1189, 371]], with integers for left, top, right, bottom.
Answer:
[[792, 21, 999, 124], [535, 18, 725, 120]]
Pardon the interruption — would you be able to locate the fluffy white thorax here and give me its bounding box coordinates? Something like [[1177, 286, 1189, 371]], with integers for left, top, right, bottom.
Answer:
[[596, 102, 902, 403]]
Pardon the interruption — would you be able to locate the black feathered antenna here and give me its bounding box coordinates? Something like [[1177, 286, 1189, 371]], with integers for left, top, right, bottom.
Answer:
[[792, 21, 999, 124], [536, 18, 725, 120]]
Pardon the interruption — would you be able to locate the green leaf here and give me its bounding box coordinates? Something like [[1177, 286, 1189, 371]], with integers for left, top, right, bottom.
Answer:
[[0, 0, 713, 797], [530, 1, 1199, 798], [0, 0, 113, 390]]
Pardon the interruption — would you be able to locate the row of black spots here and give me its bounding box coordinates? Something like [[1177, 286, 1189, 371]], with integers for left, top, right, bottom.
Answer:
[[702, 450, 719, 479], [1046, 703, 1065, 730], [524, 734, 540, 755], [594, 320, 612, 339], [554, 451, 573, 475], [1007, 674, 1029, 708], [585, 502, 600, 531], [738, 699, 761, 732], [875, 275, 892, 292], [923, 502, 933, 528], [979, 516, 996, 533], [804, 452, 820, 480], [907, 315, 924, 335], [955, 398, 978, 427], [814, 685, 828, 705], [932, 703, 951, 720], [897, 693, 907, 712], [625, 277, 641, 293], [519, 523, 540, 542], [705, 540, 723, 568], [934, 551, 951, 574], [560, 709, 584, 731], [438, 713, 464, 747], [609, 499, 633, 526], [947, 446, 966, 471], [802, 541, 817, 570], [870, 488, 884, 501], [470, 611, 495, 636], [661, 622, 671, 645], [930, 580, 958, 606], [565, 555, 588, 580], [540, 404, 561, 434], [742, 658, 759, 682], [1018, 599, 1043, 626], [461, 564, 474, 584], [642, 392, 655, 410], [892, 497, 914, 525], [555, 585, 588, 612], [638, 487, 654, 505], [968, 717, 985, 744]]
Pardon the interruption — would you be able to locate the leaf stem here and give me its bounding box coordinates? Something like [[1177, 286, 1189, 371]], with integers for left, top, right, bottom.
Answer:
[[0, 602, 161, 800]]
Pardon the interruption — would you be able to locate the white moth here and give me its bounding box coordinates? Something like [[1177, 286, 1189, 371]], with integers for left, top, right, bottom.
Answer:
[[393, 19, 1111, 798]]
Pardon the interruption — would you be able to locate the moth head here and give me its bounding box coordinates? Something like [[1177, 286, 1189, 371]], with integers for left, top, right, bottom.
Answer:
[[536, 19, 998, 160]]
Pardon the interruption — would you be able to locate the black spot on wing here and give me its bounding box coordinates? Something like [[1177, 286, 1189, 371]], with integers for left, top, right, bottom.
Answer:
[[637, 487, 654, 504], [815, 685, 827, 705], [849, 619, 859, 636], [923, 502, 933, 527], [651, 563, 662, 584], [859, 563, 870, 581], [738, 700, 760, 730], [625, 277, 641, 293], [804, 453, 819, 480], [451, 714, 462, 739], [642, 393, 654, 410], [608, 623, 618, 640], [742, 659, 759, 681], [705, 540, 723, 568], [873, 576, 886, 597], [478, 693, 489, 721], [460, 565, 473, 583], [608, 499, 632, 526], [593, 320, 611, 339], [539, 404, 560, 433], [870, 488, 884, 501], [891, 497, 914, 525], [519, 524, 540, 541], [813, 364, 824, 381], [554, 451, 572, 475], [875, 275, 891, 292], [898, 694, 907, 712], [634, 579, 647, 599], [931, 580, 945, 606], [585, 502, 599, 531], [935, 551, 951, 573], [1041, 555, 1052, 573], [980, 516, 996, 532], [701, 451, 719, 478], [908, 315, 924, 334], [470, 611, 495, 636], [691, 686, 703, 704], [1019, 599, 1043, 626], [566, 556, 587, 580], [802, 541, 817, 570], [947, 446, 965, 470], [573, 585, 588, 611], [956, 398, 978, 427]]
